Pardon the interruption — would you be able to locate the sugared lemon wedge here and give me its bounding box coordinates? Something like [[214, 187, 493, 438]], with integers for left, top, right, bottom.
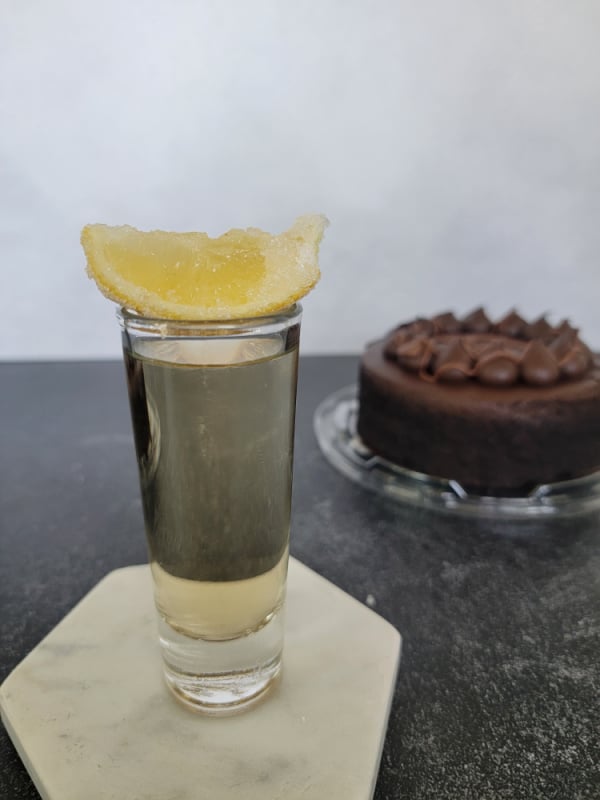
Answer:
[[81, 214, 328, 320]]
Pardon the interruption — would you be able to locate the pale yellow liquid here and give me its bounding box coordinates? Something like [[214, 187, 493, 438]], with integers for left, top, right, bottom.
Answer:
[[124, 332, 298, 642], [151, 548, 288, 639]]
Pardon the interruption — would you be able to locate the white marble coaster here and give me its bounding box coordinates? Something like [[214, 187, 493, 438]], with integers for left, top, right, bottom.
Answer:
[[1, 558, 401, 800]]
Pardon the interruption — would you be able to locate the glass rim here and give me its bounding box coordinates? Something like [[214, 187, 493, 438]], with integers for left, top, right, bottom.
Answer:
[[117, 303, 302, 335]]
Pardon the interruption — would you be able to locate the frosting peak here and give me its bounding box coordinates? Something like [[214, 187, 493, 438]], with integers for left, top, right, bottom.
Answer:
[[462, 307, 492, 334], [496, 310, 527, 338], [521, 340, 560, 386]]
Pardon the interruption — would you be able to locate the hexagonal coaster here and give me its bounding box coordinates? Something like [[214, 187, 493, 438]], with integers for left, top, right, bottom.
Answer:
[[1, 559, 400, 800]]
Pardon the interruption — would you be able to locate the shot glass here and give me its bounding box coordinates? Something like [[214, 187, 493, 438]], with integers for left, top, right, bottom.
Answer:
[[118, 305, 302, 713]]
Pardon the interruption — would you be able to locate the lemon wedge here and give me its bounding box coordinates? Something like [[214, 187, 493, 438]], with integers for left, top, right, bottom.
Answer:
[[81, 214, 328, 320]]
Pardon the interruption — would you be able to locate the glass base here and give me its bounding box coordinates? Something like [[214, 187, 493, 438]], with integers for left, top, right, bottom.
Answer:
[[158, 606, 284, 715], [314, 385, 600, 519]]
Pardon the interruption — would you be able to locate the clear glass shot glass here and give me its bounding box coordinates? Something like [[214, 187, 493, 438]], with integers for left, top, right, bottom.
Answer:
[[118, 304, 302, 713]]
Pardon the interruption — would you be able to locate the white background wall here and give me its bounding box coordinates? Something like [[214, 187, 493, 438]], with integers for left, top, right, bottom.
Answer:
[[2, 0, 599, 359]]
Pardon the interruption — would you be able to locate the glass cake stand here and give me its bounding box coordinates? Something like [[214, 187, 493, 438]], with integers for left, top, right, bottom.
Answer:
[[313, 385, 600, 519]]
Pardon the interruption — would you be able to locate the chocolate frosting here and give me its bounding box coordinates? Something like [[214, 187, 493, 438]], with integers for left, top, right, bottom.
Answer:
[[462, 307, 492, 334], [526, 316, 554, 341], [383, 310, 593, 387], [521, 340, 560, 386], [395, 337, 430, 372], [496, 310, 527, 338], [431, 311, 462, 334], [476, 352, 520, 386], [433, 340, 472, 383]]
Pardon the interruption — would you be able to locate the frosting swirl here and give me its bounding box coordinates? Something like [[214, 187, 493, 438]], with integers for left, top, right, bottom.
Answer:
[[383, 309, 593, 387]]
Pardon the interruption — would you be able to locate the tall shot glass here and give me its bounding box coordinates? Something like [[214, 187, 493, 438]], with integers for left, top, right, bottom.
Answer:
[[119, 305, 302, 713]]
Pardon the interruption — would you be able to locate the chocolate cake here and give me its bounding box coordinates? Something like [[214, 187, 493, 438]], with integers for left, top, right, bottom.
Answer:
[[357, 309, 600, 494]]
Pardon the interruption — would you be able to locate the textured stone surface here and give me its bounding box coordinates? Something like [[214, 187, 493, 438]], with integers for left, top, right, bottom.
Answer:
[[1, 357, 599, 799], [1, 562, 399, 800]]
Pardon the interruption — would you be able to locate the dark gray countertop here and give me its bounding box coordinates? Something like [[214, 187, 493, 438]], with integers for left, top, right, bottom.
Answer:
[[1, 357, 599, 799]]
